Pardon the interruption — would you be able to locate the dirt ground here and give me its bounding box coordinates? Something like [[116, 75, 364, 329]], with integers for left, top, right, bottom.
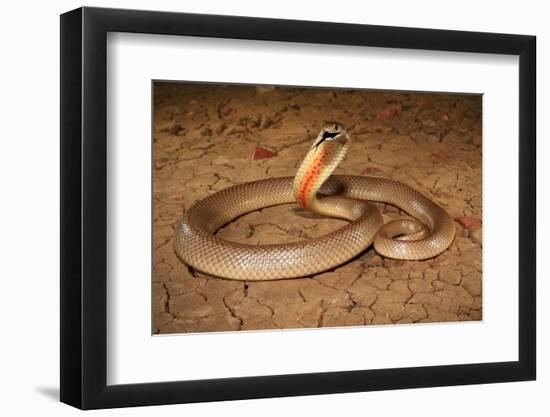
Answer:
[[152, 82, 482, 334]]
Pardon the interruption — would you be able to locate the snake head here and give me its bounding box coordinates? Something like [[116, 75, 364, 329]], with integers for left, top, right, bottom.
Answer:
[[312, 123, 349, 150]]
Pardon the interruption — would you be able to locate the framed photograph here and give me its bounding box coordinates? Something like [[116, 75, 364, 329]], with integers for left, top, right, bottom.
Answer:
[[60, 6, 536, 409]]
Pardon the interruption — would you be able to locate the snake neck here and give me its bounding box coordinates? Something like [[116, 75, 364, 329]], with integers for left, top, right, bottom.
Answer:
[[292, 134, 350, 215]]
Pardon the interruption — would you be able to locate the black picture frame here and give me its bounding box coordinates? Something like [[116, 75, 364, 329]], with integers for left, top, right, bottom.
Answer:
[[60, 6, 536, 410]]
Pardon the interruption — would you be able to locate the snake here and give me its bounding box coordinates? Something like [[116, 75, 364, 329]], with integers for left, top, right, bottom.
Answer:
[[173, 123, 456, 281]]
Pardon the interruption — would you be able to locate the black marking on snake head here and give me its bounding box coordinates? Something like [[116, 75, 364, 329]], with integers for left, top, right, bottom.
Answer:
[[313, 130, 340, 150], [188, 266, 197, 278]]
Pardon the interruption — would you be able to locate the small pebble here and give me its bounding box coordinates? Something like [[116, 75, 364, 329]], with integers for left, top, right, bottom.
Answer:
[[470, 228, 482, 245]]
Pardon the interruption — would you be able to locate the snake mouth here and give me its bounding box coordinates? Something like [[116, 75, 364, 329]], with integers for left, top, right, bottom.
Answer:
[[313, 125, 347, 149]]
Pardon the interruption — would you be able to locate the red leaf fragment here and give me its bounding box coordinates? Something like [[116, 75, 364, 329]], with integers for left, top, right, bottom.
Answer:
[[222, 106, 234, 116], [432, 150, 449, 161], [252, 146, 276, 160], [377, 103, 402, 121], [378, 109, 393, 121], [454, 216, 481, 230]]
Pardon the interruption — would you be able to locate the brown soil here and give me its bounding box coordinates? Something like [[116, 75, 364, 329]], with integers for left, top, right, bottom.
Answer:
[[152, 82, 482, 334]]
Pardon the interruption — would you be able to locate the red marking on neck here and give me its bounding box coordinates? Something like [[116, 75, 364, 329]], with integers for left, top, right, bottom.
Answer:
[[298, 145, 333, 208]]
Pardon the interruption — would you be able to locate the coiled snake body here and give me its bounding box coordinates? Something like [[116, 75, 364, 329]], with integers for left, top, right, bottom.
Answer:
[[174, 124, 455, 281]]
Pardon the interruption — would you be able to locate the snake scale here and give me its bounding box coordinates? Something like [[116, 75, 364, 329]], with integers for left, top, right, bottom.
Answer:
[[174, 124, 456, 281]]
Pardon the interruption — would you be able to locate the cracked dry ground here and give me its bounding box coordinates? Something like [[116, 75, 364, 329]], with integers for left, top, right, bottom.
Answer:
[[152, 83, 482, 334]]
